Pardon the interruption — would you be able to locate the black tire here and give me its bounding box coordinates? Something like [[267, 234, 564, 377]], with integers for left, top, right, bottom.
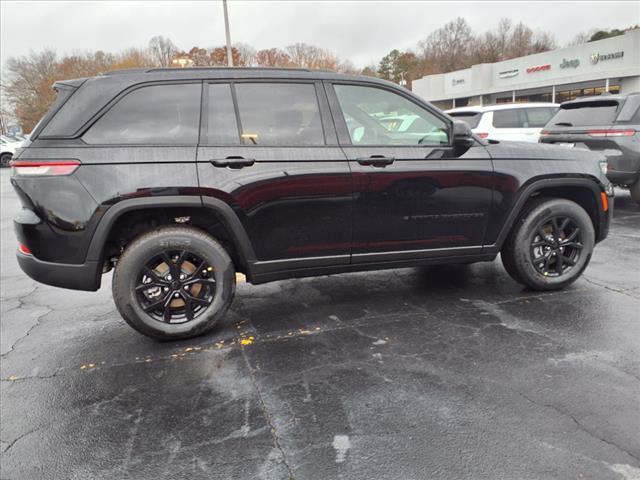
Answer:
[[630, 180, 640, 205], [0, 153, 12, 168], [501, 198, 594, 291], [112, 226, 235, 340]]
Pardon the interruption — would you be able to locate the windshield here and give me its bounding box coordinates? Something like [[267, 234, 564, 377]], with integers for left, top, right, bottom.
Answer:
[[549, 101, 619, 127], [448, 112, 482, 129]]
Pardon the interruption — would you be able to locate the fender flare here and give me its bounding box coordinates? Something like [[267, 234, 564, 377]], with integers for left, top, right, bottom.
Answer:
[[85, 195, 257, 266], [489, 176, 605, 252]]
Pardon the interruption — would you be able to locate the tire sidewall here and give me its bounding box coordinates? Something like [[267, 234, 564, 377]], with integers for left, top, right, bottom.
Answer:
[[113, 228, 235, 339], [513, 200, 595, 290]]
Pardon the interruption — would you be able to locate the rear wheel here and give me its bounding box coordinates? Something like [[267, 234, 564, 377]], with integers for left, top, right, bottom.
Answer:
[[112, 226, 235, 340], [630, 179, 640, 205], [0, 153, 12, 168], [501, 198, 594, 291]]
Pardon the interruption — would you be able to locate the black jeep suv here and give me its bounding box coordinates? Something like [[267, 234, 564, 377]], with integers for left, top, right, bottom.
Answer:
[[11, 68, 613, 340]]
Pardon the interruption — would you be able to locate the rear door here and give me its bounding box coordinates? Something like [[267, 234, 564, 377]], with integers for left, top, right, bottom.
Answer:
[[196, 80, 352, 272], [326, 81, 493, 263]]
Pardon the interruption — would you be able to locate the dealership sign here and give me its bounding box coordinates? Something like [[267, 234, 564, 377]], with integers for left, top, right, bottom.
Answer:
[[444, 69, 472, 94], [498, 69, 519, 79], [560, 58, 580, 69], [526, 64, 551, 73], [591, 51, 624, 64]]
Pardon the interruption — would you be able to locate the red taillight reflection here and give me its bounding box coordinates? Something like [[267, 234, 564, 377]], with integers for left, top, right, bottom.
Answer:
[[539, 130, 550, 136], [476, 133, 489, 139], [18, 243, 32, 255], [10, 160, 80, 176], [587, 129, 635, 137]]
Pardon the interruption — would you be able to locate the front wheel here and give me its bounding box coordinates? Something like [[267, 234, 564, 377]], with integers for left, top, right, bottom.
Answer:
[[501, 198, 595, 291], [112, 226, 236, 340]]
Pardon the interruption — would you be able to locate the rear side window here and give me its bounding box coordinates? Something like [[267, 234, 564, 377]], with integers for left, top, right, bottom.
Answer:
[[492, 109, 526, 128], [525, 107, 557, 128], [83, 83, 201, 144], [204, 83, 239, 145], [448, 112, 482, 129], [234, 83, 324, 146], [549, 101, 619, 127]]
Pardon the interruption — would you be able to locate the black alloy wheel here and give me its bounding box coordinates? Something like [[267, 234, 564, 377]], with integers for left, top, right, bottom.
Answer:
[[136, 250, 216, 324], [530, 216, 583, 277]]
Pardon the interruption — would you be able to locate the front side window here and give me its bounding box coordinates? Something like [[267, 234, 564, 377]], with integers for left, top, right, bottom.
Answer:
[[334, 84, 449, 146], [234, 83, 324, 146], [84, 83, 201, 144]]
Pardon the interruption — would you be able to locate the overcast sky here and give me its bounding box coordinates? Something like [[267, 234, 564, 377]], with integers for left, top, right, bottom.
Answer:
[[1, 0, 637, 67]]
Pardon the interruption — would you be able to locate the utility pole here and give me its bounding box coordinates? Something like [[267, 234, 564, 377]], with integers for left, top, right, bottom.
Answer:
[[223, 0, 233, 67]]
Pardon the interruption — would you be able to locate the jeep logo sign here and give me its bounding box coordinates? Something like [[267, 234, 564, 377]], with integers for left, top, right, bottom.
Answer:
[[560, 58, 580, 69]]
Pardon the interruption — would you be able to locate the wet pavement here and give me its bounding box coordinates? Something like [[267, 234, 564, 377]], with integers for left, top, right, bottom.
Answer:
[[1, 168, 639, 480]]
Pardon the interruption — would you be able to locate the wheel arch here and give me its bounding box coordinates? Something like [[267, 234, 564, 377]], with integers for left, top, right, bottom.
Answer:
[[86, 196, 257, 274], [491, 177, 606, 251]]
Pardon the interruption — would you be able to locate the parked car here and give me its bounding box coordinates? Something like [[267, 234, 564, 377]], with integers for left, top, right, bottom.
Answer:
[[446, 103, 559, 143], [1, 135, 25, 167], [539, 93, 640, 204], [11, 68, 612, 340]]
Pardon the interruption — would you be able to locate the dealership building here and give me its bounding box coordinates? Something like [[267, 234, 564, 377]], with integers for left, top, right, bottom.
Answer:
[[413, 28, 640, 109]]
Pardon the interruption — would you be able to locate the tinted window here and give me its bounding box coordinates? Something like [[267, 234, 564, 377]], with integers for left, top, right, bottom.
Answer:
[[205, 83, 239, 144], [234, 83, 324, 146], [448, 112, 482, 129], [84, 83, 201, 144], [549, 101, 619, 127], [526, 107, 557, 128], [334, 84, 449, 146], [492, 109, 526, 128]]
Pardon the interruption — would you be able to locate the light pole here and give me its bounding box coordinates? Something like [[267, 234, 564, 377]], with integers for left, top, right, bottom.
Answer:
[[223, 0, 233, 67]]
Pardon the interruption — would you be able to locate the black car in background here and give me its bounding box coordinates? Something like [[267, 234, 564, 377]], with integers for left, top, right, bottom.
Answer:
[[11, 68, 613, 340], [540, 93, 640, 204]]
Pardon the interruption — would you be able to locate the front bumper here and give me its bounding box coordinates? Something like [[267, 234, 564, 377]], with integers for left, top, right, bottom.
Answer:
[[16, 252, 101, 291]]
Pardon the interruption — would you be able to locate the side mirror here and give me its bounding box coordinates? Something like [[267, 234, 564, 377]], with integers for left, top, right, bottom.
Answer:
[[452, 120, 475, 149]]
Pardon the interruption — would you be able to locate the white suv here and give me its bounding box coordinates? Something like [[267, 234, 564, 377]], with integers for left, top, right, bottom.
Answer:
[[445, 103, 559, 143]]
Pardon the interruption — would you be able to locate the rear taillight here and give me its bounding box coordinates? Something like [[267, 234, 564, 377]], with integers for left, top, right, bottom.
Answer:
[[18, 243, 32, 255], [539, 130, 550, 137], [476, 132, 489, 139], [587, 129, 635, 137], [10, 160, 80, 176]]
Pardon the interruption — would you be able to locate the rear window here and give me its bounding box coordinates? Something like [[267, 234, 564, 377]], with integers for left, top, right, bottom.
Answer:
[[525, 107, 557, 128], [83, 83, 201, 144], [448, 112, 482, 129], [235, 83, 324, 146], [492, 109, 526, 128], [549, 101, 619, 127]]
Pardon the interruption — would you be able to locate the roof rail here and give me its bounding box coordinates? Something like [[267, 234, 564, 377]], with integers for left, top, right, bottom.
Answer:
[[144, 66, 314, 73]]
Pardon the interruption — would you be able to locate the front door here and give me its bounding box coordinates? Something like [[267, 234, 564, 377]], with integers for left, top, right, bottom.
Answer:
[[197, 81, 352, 273], [326, 82, 493, 263]]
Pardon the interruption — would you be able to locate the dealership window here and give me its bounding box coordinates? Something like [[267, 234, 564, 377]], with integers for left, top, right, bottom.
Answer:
[[84, 83, 201, 144]]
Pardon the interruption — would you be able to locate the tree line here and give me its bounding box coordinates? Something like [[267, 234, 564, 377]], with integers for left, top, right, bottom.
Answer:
[[1, 18, 635, 132]]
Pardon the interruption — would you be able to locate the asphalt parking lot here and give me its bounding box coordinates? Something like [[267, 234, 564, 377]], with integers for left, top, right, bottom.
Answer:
[[1, 168, 639, 480]]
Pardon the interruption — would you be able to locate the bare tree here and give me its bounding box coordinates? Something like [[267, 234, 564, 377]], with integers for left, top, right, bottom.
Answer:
[[418, 17, 474, 73], [148, 36, 178, 67], [285, 43, 340, 70], [234, 43, 257, 66], [255, 48, 292, 67]]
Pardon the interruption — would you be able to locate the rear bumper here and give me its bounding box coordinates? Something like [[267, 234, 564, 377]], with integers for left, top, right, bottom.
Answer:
[[16, 252, 101, 291], [607, 170, 639, 186]]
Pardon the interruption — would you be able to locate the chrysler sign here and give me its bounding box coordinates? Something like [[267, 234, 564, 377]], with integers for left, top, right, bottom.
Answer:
[[498, 69, 519, 79]]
